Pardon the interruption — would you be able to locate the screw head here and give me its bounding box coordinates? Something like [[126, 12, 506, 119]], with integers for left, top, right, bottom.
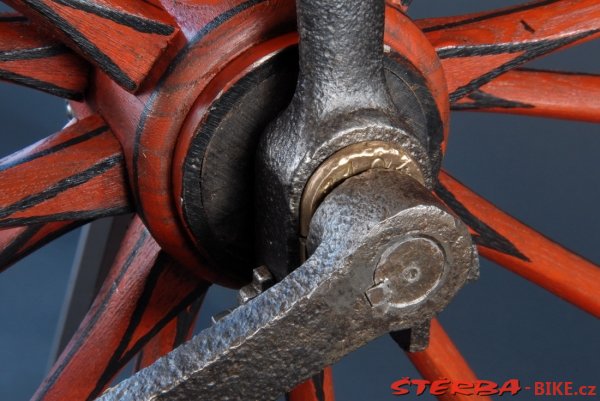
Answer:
[[366, 237, 445, 309], [252, 265, 274, 291]]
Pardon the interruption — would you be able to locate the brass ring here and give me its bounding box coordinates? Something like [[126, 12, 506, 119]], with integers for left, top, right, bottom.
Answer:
[[299, 141, 425, 238]]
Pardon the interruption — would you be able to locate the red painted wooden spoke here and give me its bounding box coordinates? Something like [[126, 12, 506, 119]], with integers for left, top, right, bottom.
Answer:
[[0, 13, 88, 99], [0, 114, 131, 228], [134, 295, 205, 370], [437, 171, 600, 318], [5, 0, 179, 92], [287, 367, 336, 401], [452, 68, 600, 123], [417, 0, 600, 103], [398, 319, 492, 401], [33, 217, 210, 401], [0, 221, 83, 273]]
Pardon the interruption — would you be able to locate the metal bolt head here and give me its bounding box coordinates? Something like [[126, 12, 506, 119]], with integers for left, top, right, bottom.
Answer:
[[238, 285, 259, 305], [238, 265, 275, 304], [252, 265, 274, 291], [366, 237, 445, 310]]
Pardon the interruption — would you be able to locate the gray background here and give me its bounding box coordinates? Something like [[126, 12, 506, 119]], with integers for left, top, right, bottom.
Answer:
[[0, 1, 598, 400]]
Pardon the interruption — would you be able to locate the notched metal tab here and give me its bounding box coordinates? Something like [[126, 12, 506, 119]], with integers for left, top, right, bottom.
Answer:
[[365, 237, 445, 313]]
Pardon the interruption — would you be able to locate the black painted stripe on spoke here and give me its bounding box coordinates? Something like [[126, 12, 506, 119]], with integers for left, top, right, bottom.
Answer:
[[0, 68, 83, 99], [0, 155, 123, 220], [521, 19, 536, 33], [50, 0, 175, 35], [89, 257, 206, 400], [312, 370, 326, 401], [0, 225, 42, 269], [439, 41, 535, 59], [517, 67, 600, 77], [0, 221, 84, 271], [451, 89, 534, 110], [112, 286, 207, 377], [0, 15, 29, 23], [421, 0, 561, 32], [0, 206, 130, 227], [172, 295, 204, 348], [437, 31, 596, 59], [22, 0, 136, 90], [33, 228, 149, 400], [447, 29, 599, 103], [133, 0, 265, 216], [87, 252, 168, 400], [0, 125, 108, 173], [133, 286, 204, 372], [435, 182, 530, 261], [0, 45, 68, 62]]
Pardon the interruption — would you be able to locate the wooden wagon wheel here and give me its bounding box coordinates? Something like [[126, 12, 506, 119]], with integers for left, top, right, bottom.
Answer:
[[0, 0, 598, 400]]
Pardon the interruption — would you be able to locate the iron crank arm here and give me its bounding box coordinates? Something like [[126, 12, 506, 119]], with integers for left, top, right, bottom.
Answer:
[[99, 170, 477, 401]]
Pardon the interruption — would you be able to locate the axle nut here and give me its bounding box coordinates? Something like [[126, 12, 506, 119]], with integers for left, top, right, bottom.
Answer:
[[366, 237, 445, 310]]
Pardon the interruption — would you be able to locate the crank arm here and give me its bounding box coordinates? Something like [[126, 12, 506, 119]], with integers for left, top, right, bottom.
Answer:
[[98, 170, 477, 401]]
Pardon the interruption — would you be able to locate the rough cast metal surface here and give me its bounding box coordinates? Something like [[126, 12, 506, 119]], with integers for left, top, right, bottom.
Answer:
[[97, 170, 478, 401], [256, 0, 438, 280]]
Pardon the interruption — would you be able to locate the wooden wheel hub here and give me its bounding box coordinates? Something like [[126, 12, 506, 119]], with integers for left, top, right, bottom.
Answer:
[[88, 0, 299, 286], [85, 1, 448, 286]]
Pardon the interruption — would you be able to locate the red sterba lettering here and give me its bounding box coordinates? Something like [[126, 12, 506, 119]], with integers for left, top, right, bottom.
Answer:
[[390, 378, 521, 397], [474, 380, 499, 396], [429, 379, 450, 395], [390, 377, 411, 395], [412, 379, 430, 395], [498, 379, 522, 396], [450, 381, 475, 395]]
